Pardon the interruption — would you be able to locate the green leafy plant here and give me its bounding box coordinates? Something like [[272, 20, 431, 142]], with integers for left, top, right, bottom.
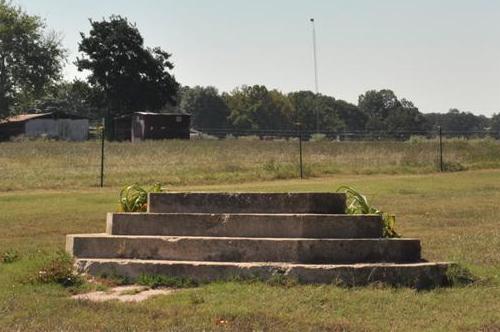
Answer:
[[337, 185, 400, 238], [119, 183, 163, 212]]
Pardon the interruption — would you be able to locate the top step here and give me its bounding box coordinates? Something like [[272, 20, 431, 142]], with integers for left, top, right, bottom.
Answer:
[[148, 192, 346, 214]]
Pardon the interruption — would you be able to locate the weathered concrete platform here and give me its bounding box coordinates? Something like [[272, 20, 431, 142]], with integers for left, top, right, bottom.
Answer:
[[148, 192, 346, 214], [66, 192, 452, 287], [75, 259, 453, 287], [67, 234, 421, 264], [107, 213, 383, 238]]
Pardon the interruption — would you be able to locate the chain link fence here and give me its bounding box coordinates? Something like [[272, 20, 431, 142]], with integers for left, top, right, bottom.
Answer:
[[1, 128, 499, 191]]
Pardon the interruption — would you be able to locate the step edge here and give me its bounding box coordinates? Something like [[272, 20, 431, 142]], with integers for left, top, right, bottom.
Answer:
[[75, 258, 453, 268], [68, 234, 420, 241]]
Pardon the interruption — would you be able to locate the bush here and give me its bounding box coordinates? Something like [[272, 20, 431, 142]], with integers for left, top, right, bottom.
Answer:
[[2, 250, 19, 264], [445, 264, 477, 287], [443, 161, 467, 172], [36, 251, 83, 287]]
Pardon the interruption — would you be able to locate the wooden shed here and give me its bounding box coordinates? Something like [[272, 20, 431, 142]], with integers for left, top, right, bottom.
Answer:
[[113, 112, 191, 142], [0, 112, 89, 141]]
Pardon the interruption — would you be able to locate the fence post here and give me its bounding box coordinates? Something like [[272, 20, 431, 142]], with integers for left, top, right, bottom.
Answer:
[[100, 118, 105, 187], [438, 126, 444, 172], [296, 123, 304, 179]]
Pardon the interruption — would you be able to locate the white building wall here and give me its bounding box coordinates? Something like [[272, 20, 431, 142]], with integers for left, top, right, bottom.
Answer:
[[25, 119, 89, 141]]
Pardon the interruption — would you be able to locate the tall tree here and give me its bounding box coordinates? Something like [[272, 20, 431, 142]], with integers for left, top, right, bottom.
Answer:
[[179, 86, 230, 129], [0, 0, 65, 119], [425, 109, 489, 133], [35, 79, 102, 119], [333, 99, 367, 131], [225, 85, 294, 130], [491, 113, 500, 138], [288, 91, 347, 132], [358, 89, 426, 134], [76, 16, 179, 136]]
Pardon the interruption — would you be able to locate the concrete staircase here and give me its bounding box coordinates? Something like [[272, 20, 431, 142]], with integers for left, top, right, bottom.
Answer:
[[66, 193, 452, 287]]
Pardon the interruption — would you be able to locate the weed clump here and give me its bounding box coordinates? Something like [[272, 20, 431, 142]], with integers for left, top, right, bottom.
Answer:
[[445, 264, 477, 287], [266, 273, 298, 287], [2, 250, 19, 264], [35, 251, 83, 287], [442, 161, 467, 172], [137, 274, 198, 289]]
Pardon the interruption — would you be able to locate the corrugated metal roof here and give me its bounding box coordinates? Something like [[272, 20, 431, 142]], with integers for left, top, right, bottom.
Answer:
[[114, 112, 191, 119], [134, 112, 190, 116], [0, 112, 89, 124], [0, 113, 51, 124]]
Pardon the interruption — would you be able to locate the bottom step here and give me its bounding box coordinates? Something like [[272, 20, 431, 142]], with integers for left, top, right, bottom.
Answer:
[[75, 259, 453, 288]]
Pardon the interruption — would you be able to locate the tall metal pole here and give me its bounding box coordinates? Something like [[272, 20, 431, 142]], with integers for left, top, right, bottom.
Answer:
[[310, 18, 319, 133], [100, 117, 105, 187]]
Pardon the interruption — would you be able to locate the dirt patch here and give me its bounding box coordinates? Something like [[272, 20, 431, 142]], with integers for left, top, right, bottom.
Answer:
[[72, 285, 178, 303]]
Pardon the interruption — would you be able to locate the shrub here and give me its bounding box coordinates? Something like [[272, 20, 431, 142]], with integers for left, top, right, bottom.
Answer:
[[36, 251, 83, 287], [445, 264, 477, 287], [443, 161, 467, 172], [2, 250, 19, 264]]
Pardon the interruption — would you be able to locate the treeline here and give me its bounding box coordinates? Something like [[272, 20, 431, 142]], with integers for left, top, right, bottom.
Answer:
[[178, 85, 500, 134], [37, 81, 500, 134], [2, 1, 500, 136]]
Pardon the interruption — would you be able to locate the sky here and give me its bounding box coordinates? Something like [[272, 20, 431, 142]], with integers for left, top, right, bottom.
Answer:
[[17, 0, 500, 116]]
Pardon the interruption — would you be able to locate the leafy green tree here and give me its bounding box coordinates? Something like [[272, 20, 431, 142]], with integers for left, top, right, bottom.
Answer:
[[225, 85, 294, 130], [0, 0, 65, 119], [35, 79, 102, 119], [358, 89, 426, 134], [333, 99, 367, 131], [424, 109, 489, 133], [491, 113, 500, 138], [179, 86, 230, 129], [76, 16, 179, 136], [288, 91, 349, 132], [288, 91, 321, 130], [384, 99, 426, 134]]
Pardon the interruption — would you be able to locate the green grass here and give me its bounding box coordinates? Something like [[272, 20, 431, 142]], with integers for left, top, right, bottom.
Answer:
[[1, 170, 499, 330], [2, 138, 500, 190]]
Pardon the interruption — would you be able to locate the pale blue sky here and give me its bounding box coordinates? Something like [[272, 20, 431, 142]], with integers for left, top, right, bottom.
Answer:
[[18, 0, 500, 116]]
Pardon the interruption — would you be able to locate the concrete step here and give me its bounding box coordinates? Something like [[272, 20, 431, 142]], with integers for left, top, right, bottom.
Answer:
[[148, 192, 346, 214], [66, 234, 421, 264], [106, 213, 383, 238], [75, 258, 453, 287]]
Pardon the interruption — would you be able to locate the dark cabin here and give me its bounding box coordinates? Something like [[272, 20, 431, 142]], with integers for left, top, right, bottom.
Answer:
[[113, 112, 191, 142]]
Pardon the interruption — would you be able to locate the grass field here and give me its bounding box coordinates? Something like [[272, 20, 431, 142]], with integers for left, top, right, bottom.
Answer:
[[2, 138, 500, 190], [1, 169, 499, 331]]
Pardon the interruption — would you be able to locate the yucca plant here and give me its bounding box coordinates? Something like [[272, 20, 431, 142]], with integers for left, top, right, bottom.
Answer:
[[337, 185, 400, 238], [119, 183, 163, 212]]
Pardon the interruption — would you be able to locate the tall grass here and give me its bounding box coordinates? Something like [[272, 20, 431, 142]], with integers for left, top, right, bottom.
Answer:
[[1, 138, 500, 190]]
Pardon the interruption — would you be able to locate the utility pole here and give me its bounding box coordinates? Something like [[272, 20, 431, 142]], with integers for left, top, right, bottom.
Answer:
[[310, 18, 319, 133]]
